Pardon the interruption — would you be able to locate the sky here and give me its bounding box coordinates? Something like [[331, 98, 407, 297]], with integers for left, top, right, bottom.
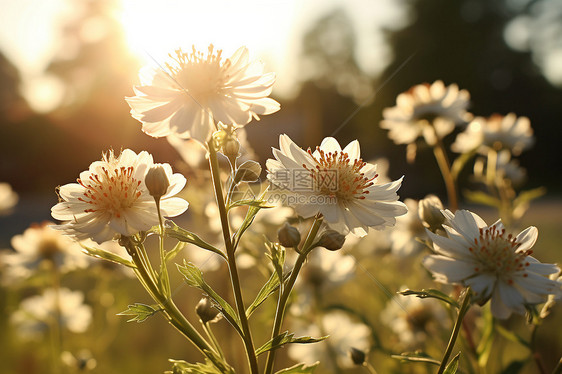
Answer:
[[0, 0, 408, 111]]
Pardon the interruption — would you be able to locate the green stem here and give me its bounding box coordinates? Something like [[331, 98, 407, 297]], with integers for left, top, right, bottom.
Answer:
[[552, 357, 562, 374], [264, 216, 324, 374], [365, 362, 379, 374], [437, 287, 472, 374], [123, 240, 221, 368], [204, 321, 225, 360], [49, 262, 63, 374], [207, 140, 259, 374], [433, 138, 459, 211]]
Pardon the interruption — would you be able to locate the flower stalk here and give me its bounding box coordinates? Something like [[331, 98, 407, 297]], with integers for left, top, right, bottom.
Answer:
[[207, 139, 259, 374], [431, 129, 458, 211], [437, 287, 472, 374], [264, 215, 324, 374]]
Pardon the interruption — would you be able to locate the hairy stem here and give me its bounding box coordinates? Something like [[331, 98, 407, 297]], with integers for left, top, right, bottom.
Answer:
[[264, 216, 324, 374], [437, 287, 472, 374], [207, 140, 259, 374]]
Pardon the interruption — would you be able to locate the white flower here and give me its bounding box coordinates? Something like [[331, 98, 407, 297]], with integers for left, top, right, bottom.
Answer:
[[389, 198, 426, 257], [0, 182, 18, 215], [381, 288, 448, 349], [381, 80, 471, 145], [266, 135, 407, 237], [288, 310, 370, 369], [126, 45, 280, 143], [423, 209, 561, 319], [452, 113, 534, 155], [1, 222, 89, 281], [51, 149, 188, 244], [11, 288, 92, 340]]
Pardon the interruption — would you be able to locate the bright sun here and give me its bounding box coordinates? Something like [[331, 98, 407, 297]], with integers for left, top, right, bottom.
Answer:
[[117, 0, 298, 84]]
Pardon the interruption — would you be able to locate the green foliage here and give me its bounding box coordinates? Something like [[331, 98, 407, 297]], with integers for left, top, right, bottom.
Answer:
[[443, 352, 460, 374], [274, 362, 319, 374], [255, 331, 328, 356], [246, 270, 289, 318], [391, 352, 441, 366], [398, 288, 460, 309], [161, 222, 227, 261], [117, 303, 160, 323], [166, 359, 224, 374], [80, 243, 136, 268], [177, 261, 242, 332], [227, 198, 273, 211]]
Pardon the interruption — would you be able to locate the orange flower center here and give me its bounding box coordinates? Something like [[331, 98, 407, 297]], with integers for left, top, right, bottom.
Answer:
[[303, 148, 376, 202], [78, 165, 142, 218]]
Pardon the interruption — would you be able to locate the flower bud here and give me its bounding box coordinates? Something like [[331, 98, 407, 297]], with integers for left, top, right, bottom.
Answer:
[[234, 160, 262, 183], [418, 194, 444, 232], [277, 223, 301, 247], [317, 230, 346, 251], [196, 298, 222, 324], [349, 347, 366, 366], [222, 136, 241, 160], [145, 164, 170, 199]]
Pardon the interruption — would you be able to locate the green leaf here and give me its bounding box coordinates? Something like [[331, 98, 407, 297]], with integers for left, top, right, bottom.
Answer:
[[255, 331, 327, 356], [398, 289, 460, 309], [117, 303, 160, 323], [167, 358, 227, 374], [80, 243, 136, 268], [391, 352, 441, 366], [177, 261, 241, 330], [265, 240, 285, 282], [228, 198, 273, 210], [443, 352, 460, 374], [165, 241, 187, 263], [246, 270, 290, 318], [463, 189, 501, 208], [274, 362, 319, 374], [451, 149, 477, 179], [232, 190, 269, 249], [162, 222, 227, 261]]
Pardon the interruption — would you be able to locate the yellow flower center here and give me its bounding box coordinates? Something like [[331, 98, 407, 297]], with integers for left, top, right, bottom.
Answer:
[[78, 165, 142, 218], [304, 148, 376, 202], [470, 225, 532, 283], [166, 45, 230, 104]]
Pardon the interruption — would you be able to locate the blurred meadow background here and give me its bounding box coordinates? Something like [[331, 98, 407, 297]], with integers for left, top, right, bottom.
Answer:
[[1, 0, 562, 373]]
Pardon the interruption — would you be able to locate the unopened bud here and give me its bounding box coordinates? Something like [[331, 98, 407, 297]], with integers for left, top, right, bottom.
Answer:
[[222, 136, 241, 160], [349, 347, 366, 366], [418, 194, 444, 232], [234, 160, 262, 183], [317, 230, 346, 251], [278, 223, 301, 247], [195, 298, 221, 324], [145, 165, 170, 199]]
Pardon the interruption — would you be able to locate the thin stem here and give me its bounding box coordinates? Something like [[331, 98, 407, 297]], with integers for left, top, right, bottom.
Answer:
[[203, 321, 225, 360], [49, 262, 63, 374], [531, 324, 548, 374], [432, 137, 459, 211], [123, 240, 221, 368], [207, 140, 259, 374], [365, 362, 379, 374], [264, 216, 324, 374], [437, 287, 472, 374], [155, 198, 171, 298]]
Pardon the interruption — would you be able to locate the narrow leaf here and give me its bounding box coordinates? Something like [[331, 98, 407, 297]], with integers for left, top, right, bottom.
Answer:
[[398, 289, 460, 308], [500, 360, 526, 374], [255, 331, 327, 356], [80, 244, 136, 268], [391, 352, 441, 366], [463, 190, 501, 208], [162, 222, 227, 261], [165, 241, 187, 263], [117, 303, 160, 323], [177, 261, 240, 328], [513, 187, 546, 208], [228, 199, 273, 210], [274, 362, 319, 374], [443, 352, 460, 374], [246, 271, 281, 318]]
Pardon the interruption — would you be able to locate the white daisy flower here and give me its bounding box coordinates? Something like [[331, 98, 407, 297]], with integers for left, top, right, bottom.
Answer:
[[288, 310, 370, 369], [0, 182, 18, 215], [51, 149, 188, 244], [423, 209, 561, 319], [1, 222, 89, 282], [126, 45, 280, 143], [452, 113, 534, 155], [11, 288, 92, 340], [381, 80, 471, 145], [266, 135, 407, 237]]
